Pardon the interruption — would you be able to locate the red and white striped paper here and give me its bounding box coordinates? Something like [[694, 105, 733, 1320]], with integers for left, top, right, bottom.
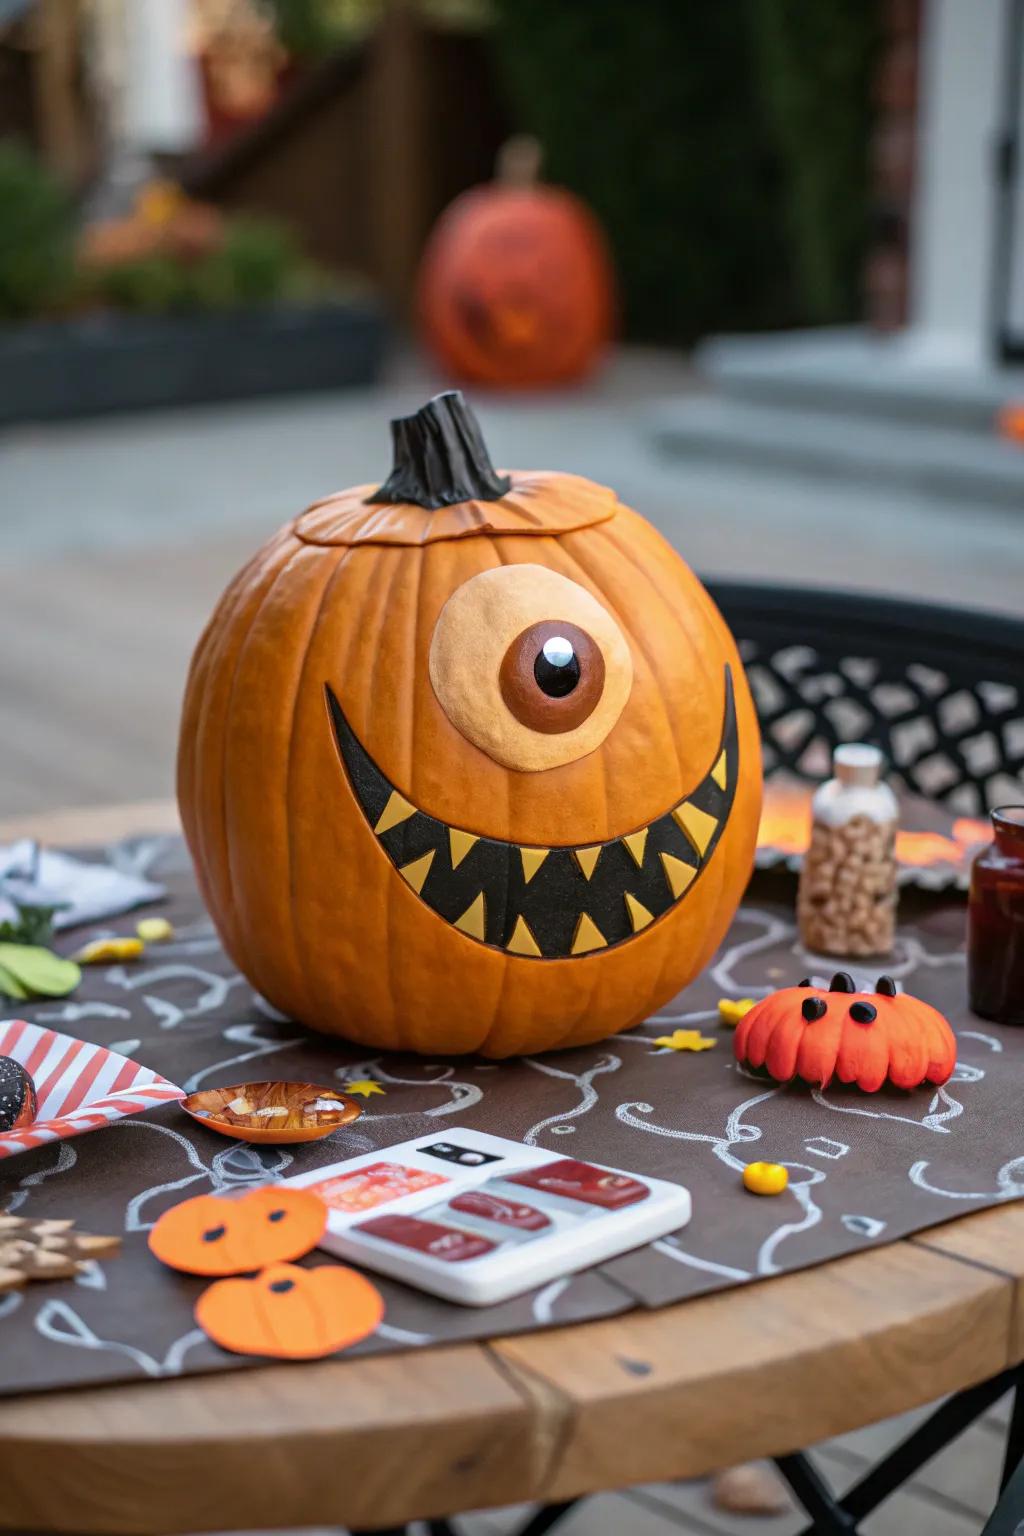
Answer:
[[0, 1019, 183, 1159]]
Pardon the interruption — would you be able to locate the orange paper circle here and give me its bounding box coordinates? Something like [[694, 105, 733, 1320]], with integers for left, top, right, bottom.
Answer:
[[195, 1261, 385, 1359], [148, 1186, 327, 1276]]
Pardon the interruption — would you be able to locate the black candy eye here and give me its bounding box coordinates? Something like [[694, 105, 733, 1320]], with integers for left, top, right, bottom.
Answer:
[[267, 1209, 286, 1223], [829, 972, 856, 993], [850, 1002, 877, 1024], [269, 1278, 295, 1294], [202, 1224, 227, 1243], [802, 997, 827, 1022], [876, 976, 897, 996], [533, 635, 580, 698]]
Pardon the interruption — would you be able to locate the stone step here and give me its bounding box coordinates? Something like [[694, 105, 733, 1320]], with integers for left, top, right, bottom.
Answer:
[[649, 394, 1024, 510], [697, 327, 1024, 433]]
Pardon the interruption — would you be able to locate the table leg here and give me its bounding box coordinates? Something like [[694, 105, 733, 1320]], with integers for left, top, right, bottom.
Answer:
[[1000, 1364, 1024, 1491]]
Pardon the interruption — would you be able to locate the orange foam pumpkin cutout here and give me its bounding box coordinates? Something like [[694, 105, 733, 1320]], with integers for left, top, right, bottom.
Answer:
[[148, 1187, 327, 1276], [733, 973, 957, 1093], [178, 390, 762, 1057], [417, 137, 615, 388], [195, 1261, 384, 1359]]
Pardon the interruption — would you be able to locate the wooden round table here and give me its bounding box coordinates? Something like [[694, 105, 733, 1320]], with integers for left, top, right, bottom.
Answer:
[[1, 804, 1022, 1535]]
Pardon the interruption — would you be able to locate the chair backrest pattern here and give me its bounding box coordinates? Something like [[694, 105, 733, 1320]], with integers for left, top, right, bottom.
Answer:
[[706, 583, 1024, 816]]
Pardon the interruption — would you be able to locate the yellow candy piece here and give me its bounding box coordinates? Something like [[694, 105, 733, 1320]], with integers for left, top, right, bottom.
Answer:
[[718, 997, 756, 1027], [70, 937, 144, 964], [653, 1028, 717, 1053], [136, 917, 174, 944], [742, 1162, 789, 1197]]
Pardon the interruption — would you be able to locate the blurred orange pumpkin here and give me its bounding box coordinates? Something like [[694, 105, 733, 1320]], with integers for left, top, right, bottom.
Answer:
[[417, 138, 615, 388], [998, 402, 1024, 445], [177, 391, 761, 1057]]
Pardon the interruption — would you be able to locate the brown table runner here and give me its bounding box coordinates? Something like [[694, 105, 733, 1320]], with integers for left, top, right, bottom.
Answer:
[[0, 835, 1019, 1398]]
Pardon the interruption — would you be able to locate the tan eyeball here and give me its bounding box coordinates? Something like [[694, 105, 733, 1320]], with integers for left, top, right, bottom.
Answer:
[[427, 563, 633, 771]]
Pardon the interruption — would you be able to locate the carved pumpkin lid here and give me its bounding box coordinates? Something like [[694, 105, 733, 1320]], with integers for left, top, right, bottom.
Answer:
[[293, 390, 618, 548]]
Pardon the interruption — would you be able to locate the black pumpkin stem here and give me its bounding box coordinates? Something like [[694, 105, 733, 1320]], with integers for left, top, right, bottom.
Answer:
[[367, 391, 511, 510]]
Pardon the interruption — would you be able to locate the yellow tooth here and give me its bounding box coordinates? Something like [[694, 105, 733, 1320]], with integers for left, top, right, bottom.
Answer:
[[622, 828, 648, 868], [571, 913, 607, 954], [448, 828, 479, 870], [507, 915, 541, 956], [672, 801, 717, 858], [573, 845, 602, 880], [624, 892, 654, 932], [520, 847, 549, 884], [711, 751, 727, 791], [398, 850, 434, 894], [660, 851, 697, 899], [375, 791, 416, 836], [453, 892, 486, 941]]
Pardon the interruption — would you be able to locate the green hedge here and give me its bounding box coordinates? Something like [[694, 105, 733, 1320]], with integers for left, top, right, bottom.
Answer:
[[490, 0, 876, 344]]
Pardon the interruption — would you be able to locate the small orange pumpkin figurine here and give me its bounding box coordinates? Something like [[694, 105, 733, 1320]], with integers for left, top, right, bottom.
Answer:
[[734, 973, 957, 1093], [196, 1261, 384, 1359], [178, 391, 761, 1057], [148, 1187, 327, 1276], [417, 137, 615, 388]]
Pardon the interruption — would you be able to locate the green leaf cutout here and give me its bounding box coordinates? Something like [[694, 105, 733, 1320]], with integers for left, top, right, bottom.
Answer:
[[0, 961, 30, 1000], [0, 944, 80, 998]]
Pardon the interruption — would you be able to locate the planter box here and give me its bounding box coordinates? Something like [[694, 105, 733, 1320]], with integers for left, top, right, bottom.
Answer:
[[0, 299, 386, 425]]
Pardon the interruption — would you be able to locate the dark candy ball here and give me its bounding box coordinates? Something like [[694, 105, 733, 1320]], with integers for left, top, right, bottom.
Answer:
[[0, 1056, 37, 1133]]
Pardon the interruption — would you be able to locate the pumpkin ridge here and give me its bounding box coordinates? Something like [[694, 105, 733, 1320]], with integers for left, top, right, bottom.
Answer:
[[548, 525, 687, 814], [193, 537, 302, 983], [283, 544, 352, 1024]]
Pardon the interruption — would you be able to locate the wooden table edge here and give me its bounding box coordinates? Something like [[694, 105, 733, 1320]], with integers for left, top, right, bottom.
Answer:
[[0, 805, 1020, 1531]]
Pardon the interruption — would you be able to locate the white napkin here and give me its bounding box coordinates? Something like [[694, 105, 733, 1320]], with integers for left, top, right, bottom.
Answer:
[[0, 840, 166, 931]]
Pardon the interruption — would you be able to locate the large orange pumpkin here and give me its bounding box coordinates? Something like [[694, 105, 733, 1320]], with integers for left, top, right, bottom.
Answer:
[[417, 138, 615, 388], [177, 391, 761, 1057]]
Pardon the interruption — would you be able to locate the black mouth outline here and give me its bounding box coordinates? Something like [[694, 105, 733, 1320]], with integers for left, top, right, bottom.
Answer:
[[326, 666, 738, 961]]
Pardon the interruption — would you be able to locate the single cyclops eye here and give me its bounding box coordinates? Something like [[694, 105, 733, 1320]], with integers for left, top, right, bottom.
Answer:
[[499, 619, 606, 735], [534, 635, 580, 698], [202, 1225, 226, 1244]]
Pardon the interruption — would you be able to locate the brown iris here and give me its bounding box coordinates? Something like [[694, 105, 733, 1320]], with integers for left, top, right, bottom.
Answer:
[[499, 620, 605, 734]]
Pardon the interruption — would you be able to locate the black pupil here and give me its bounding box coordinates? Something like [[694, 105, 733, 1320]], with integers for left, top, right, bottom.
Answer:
[[202, 1224, 226, 1243], [269, 1278, 295, 1294], [268, 1209, 286, 1223], [534, 637, 580, 698]]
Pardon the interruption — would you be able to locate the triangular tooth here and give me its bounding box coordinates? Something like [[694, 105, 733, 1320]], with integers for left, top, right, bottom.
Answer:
[[520, 847, 549, 884], [573, 845, 602, 880], [453, 892, 486, 941], [672, 801, 718, 858], [375, 790, 416, 836], [711, 751, 727, 791], [398, 850, 434, 894], [448, 828, 479, 870], [624, 892, 654, 932], [507, 915, 542, 956], [622, 829, 648, 868], [571, 913, 607, 955], [660, 851, 697, 899]]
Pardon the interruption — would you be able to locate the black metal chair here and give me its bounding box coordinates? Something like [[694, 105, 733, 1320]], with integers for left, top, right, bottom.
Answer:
[[707, 581, 1024, 816]]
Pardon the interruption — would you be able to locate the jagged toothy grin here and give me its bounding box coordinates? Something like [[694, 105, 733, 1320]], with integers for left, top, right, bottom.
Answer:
[[327, 666, 738, 960]]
